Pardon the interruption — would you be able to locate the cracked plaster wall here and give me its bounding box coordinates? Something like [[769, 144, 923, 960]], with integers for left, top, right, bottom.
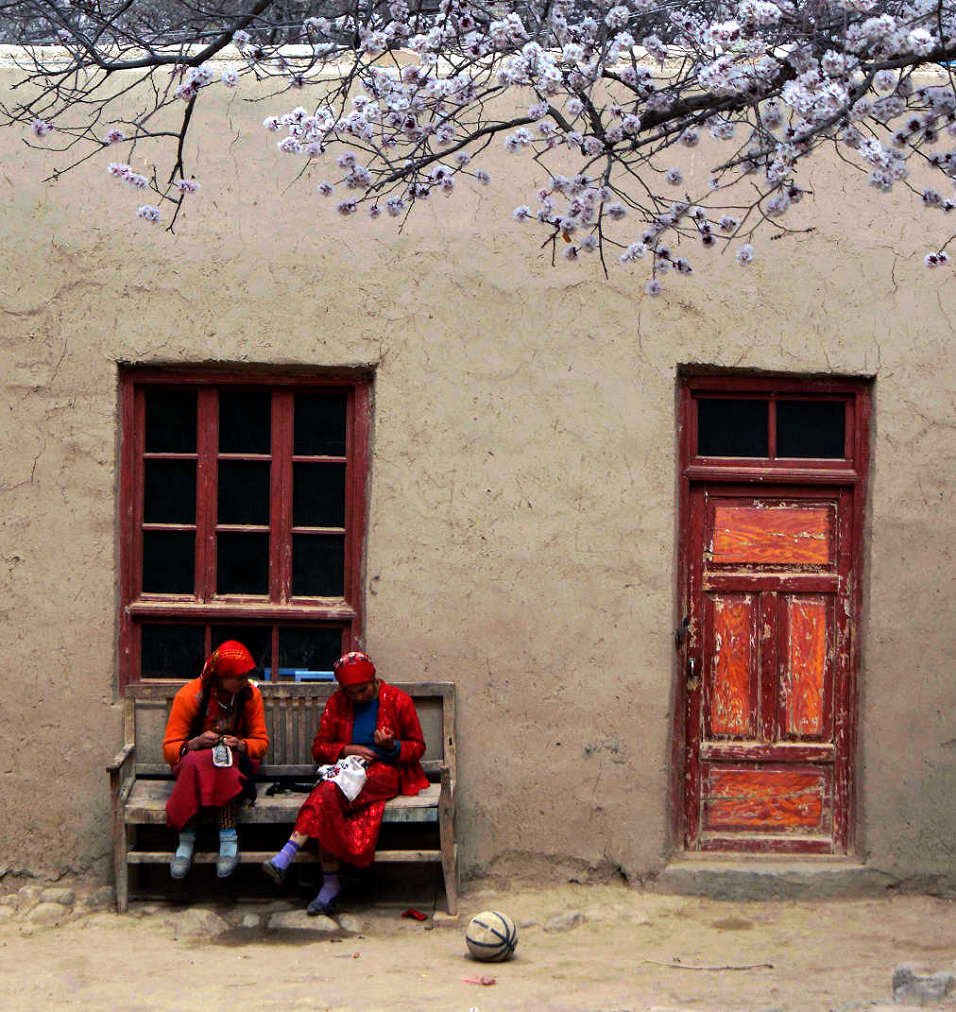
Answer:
[[0, 69, 952, 887]]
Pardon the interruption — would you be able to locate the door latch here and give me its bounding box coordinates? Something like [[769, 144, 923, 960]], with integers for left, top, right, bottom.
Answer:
[[686, 656, 700, 692]]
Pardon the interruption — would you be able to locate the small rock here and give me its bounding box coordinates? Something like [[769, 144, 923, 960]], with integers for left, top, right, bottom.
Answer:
[[14, 886, 40, 911], [27, 902, 68, 926], [337, 913, 364, 934], [892, 964, 956, 1005], [239, 914, 261, 929], [39, 888, 75, 907], [171, 908, 231, 937], [267, 910, 338, 932], [0, 865, 8, 879], [517, 918, 539, 929], [544, 911, 586, 933], [78, 886, 114, 911]]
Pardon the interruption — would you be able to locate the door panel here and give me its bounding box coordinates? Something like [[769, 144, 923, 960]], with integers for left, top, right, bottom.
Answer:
[[685, 486, 852, 853]]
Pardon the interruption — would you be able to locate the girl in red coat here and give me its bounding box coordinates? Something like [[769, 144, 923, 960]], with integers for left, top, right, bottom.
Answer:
[[262, 651, 429, 914], [162, 640, 269, 879]]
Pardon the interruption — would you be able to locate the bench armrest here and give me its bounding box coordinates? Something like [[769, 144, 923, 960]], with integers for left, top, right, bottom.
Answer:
[[106, 743, 135, 774]]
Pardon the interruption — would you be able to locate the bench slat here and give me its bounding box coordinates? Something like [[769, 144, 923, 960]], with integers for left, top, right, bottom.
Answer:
[[124, 780, 441, 825]]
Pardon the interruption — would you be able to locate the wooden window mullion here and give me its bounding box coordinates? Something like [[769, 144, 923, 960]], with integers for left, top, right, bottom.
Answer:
[[195, 389, 219, 601], [271, 391, 294, 603], [767, 398, 777, 460]]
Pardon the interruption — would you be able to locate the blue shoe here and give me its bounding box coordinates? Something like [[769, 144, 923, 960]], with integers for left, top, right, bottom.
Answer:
[[170, 852, 192, 879], [216, 851, 240, 878]]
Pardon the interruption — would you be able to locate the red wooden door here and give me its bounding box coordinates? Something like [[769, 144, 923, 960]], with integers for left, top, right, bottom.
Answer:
[[684, 486, 853, 853]]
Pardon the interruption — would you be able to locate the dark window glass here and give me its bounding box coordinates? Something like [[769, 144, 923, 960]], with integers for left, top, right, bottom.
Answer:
[[294, 392, 347, 456], [144, 389, 197, 453], [142, 531, 194, 593], [697, 398, 769, 457], [292, 534, 345, 596], [293, 462, 346, 528], [776, 400, 846, 459], [219, 390, 272, 455], [141, 624, 205, 679], [144, 460, 196, 524], [217, 532, 269, 595], [210, 625, 272, 675], [218, 461, 271, 525], [277, 626, 343, 680]]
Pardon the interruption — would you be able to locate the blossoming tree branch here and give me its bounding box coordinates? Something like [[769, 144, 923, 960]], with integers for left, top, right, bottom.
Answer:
[[1, 0, 954, 290]]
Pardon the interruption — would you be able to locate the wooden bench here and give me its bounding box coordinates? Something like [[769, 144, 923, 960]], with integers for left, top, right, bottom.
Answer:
[[107, 681, 458, 914]]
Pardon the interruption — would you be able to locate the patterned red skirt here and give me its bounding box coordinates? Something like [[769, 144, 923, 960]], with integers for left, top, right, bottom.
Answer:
[[165, 750, 255, 830], [294, 762, 402, 867]]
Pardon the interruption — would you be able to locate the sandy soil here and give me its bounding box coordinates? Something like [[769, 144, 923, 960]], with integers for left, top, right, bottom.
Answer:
[[0, 883, 953, 1011]]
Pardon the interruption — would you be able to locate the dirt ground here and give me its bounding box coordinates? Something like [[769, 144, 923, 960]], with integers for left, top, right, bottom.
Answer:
[[0, 881, 953, 1011]]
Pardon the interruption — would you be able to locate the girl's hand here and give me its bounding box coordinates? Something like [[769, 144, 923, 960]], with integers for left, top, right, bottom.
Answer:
[[190, 730, 220, 750], [374, 726, 396, 751], [222, 735, 245, 753], [342, 744, 378, 762]]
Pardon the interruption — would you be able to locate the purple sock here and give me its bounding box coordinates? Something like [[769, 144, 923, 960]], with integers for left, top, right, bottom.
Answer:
[[315, 872, 340, 906], [272, 840, 300, 871]]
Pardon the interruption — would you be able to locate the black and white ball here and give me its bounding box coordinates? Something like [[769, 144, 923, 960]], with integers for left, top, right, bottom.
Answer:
[[464, 910, 518, 962]]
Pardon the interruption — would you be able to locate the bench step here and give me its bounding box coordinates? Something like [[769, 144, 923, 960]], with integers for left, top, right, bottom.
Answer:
[[124, 780, 441, 825]]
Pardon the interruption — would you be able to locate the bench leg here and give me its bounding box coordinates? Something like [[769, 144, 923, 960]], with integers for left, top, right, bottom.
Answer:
[[115, 825, 133, 913], [440, 838, 458, 916]]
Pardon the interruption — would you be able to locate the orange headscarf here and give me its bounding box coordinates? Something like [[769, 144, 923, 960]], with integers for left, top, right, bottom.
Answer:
[[333, 651, 376, 686], [201, 640, 256, 683]]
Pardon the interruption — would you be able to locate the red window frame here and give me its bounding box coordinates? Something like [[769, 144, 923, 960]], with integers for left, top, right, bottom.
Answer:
[[117, 367, 372, 688]]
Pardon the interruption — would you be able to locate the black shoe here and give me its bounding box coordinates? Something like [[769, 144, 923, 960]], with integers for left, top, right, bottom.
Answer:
[[261, 858, 286, 885], [306, 895, 338, 917]]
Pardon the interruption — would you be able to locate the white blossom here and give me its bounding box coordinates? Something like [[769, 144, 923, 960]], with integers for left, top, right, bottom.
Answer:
[[136, 204, 160, 222]]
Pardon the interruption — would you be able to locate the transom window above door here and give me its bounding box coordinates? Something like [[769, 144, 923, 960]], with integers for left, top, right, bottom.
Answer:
[[686, 377, 868, 469], [119, 370, 371, 687]]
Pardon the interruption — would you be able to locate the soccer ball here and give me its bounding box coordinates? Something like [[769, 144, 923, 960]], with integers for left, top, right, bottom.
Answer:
[[464, 910, 518, 962]]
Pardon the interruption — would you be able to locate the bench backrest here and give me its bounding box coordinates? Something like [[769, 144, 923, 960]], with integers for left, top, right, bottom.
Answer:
[[123, 681, 456, 782]]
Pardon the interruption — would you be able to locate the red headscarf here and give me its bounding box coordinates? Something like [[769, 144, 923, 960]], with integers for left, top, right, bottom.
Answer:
[[201, 640, 256, 683], [333, 651, 376, 686]]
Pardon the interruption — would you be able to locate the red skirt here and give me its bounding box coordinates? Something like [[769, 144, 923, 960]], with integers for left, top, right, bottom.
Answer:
[[294, 762, 401, 867], [165, 750, 256, 830]]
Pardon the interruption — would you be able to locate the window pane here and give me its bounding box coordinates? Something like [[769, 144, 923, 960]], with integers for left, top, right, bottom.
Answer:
[[141, 624, 205, 679], [142, 531, 194, 593], [294, 392, 347, 456], [697, 398, 769, 457], [292, 534, 345, 596], [144, 459, 196, 524], [776, 401, 846, 459], [144, 389, 197, 453], [293, 462, 346, 528], [218, 461, 271, 525], [277, 626, 343, 681], [217, 532, 269, 595], [219, 390, 272, 455], [210, 625, 272, 675]]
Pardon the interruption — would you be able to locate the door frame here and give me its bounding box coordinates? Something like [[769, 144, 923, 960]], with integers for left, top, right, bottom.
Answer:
[[672, 372, 872, 854]]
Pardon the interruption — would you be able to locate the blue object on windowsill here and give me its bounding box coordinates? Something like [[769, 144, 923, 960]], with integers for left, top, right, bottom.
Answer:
[[262, 667, 335, 682]]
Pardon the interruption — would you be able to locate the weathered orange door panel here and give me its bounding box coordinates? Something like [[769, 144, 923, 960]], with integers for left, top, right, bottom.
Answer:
[[702, 767, 830, 833], [712, 505, 834, 566]]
